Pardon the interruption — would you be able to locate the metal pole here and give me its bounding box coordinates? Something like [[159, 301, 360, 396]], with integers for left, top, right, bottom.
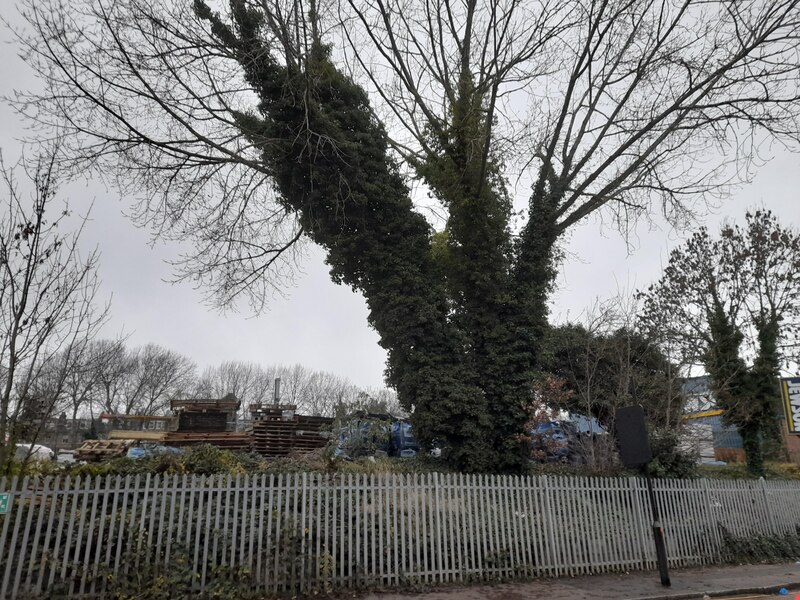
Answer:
[[273, 378, 281, 405], [644, 469, 671, 586]]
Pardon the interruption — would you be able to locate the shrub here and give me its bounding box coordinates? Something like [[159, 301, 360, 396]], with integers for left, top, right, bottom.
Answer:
[[647, 429, 698, 479], [698, 462, 800, 481], [720, 524, 800, 563]]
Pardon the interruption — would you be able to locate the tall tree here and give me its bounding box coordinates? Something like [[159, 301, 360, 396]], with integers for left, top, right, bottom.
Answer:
[[195, 360, 272, 421], [543, 324, 683, 430], [639, 210, 800, 475], [90, 339, 136, 415], [126, 344, 197, 415], [57, 340, 101, 421], [16, 0, 800, 471], [0, 147, 105, 469]]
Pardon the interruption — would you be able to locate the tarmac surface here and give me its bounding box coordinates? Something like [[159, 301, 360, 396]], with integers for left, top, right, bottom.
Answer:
[[358, 563, 800, 600]]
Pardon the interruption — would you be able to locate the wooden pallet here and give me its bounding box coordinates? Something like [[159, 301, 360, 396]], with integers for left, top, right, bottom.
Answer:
[[75, 439, 132, 462], [250, 414, 333, 457]]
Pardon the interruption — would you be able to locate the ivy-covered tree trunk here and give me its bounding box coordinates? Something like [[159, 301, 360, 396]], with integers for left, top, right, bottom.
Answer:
[[417, 70, 549, 472], [705, 296, 785, 476], [750, 316, 785, 464], [739, 422, 765, 477], [195, 2, 547, 471], [703, 296, 762, 475]]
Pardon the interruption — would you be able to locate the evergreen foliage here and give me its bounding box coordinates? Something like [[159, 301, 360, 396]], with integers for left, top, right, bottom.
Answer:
[[190, 1, 550, 471], [541, 324, 683, 429]]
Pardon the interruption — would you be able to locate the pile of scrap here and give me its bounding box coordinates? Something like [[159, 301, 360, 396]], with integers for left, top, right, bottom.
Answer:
[[165, 394, 251, 452], [75, 439, 132, 462], [250, 404, 333, 457]]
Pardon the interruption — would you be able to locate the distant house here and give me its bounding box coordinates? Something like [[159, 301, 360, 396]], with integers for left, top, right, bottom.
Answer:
[[33, 414, 111, 451]]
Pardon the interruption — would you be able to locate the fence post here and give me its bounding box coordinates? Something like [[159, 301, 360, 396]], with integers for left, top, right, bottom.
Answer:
[[540, 475, 559, 576], [628, 476, 649, 569], [701, 479, 723, 563], [759, 478, 777, 535]]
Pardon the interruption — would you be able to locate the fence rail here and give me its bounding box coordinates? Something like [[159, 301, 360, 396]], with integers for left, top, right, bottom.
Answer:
[[1, 473, 798, 598]]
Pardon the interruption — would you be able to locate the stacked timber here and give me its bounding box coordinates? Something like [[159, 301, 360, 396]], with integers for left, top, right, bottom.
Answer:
[[250, 404, 333, 457], [163, 394, 252, 451], [161, 431, 252, 451], [177, 411, 227, 432]]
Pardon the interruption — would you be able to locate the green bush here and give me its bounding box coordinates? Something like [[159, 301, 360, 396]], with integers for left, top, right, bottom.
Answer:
[[66, 445, 268, 478], [647, 429, 698, 479], [720, 524, 800, 563], [698, 462, 800, 480]]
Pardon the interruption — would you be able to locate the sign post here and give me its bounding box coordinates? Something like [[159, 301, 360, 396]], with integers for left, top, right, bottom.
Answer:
[[615, 406, 671, 587], [0, 493, 10, 515], [643, 465, 670, 587]]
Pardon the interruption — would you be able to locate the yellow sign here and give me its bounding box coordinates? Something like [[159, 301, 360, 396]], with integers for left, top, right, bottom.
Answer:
[[781, 377, 800, 434]]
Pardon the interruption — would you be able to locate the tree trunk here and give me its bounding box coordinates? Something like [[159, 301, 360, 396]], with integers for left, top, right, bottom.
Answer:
[[740, 422, 765, 477]]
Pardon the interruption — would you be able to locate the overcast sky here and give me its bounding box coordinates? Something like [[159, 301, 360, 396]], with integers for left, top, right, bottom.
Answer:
[[1, 7, 799, 389]]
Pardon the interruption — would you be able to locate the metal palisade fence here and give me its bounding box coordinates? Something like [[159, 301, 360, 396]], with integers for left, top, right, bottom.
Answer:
[[1, 473, 799, 598]]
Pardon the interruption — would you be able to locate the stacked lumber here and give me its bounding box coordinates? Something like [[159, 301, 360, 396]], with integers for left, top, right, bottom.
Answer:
[[75, 439, 132, 462], [178, 411, 227, 432], [249, 405, 332, 457], [108, 430, 166, 442], [162, 431, 252, 451], [170, 396, 240, 412]]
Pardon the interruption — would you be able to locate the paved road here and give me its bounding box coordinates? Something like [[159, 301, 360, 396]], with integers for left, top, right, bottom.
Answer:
[[357, 563, 800, 600], [707, 596, 792, 600]]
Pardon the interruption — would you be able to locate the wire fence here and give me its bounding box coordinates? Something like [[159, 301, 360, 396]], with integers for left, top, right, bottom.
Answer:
[[1, 472, 798, 598]]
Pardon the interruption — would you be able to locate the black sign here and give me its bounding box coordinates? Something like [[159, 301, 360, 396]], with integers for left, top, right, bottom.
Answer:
[[614, 406, 652, 468]]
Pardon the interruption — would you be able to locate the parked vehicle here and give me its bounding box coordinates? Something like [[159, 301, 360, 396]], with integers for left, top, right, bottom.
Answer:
[[531, 421, 578, 463], [389, 421, 420, 457], [334, 415, 435, 459], [531, 417, 609, 463]]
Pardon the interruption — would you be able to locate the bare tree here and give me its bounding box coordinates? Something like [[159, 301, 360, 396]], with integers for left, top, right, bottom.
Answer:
[[0, 147, 105, 468], [89, 338, 135, 415], [195, 361, 272, 422], [302, 371, 362, 417], [83, 339, 197, 415], [125, 344, 197, 415], [59, 340, 102, 421]]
